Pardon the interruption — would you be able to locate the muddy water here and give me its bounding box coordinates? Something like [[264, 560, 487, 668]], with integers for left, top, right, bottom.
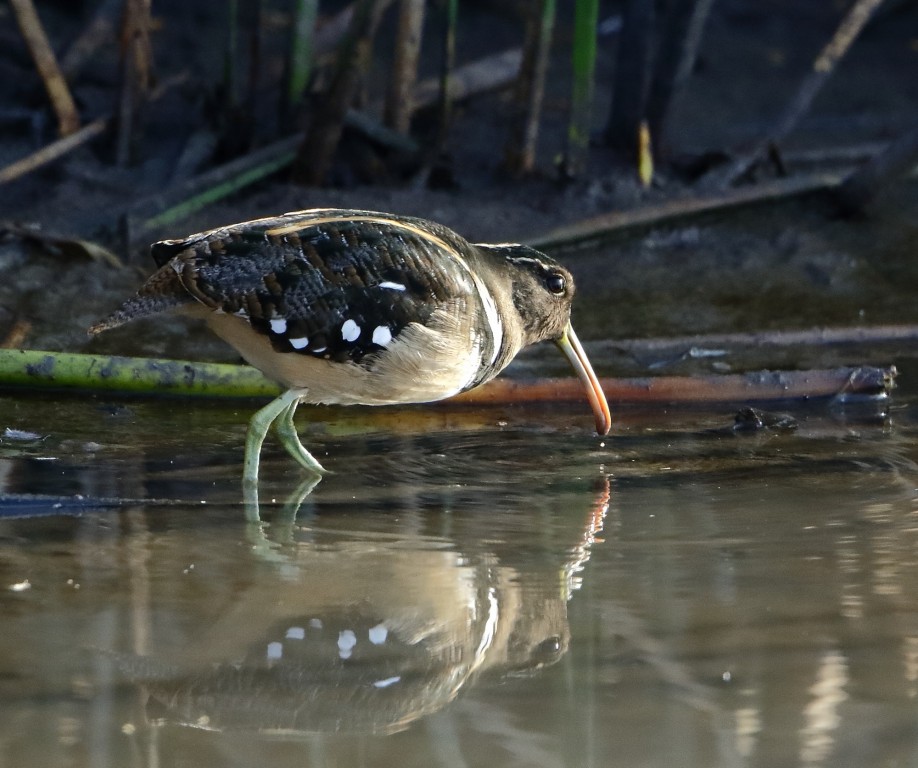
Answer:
[[1, 368, 917, 767]]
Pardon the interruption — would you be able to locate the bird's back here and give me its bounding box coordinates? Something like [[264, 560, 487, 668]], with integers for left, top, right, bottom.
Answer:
[[89, 209, 508, 403]]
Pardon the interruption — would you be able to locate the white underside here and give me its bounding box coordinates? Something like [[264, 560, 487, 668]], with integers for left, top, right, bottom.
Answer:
[[198, 303, 489, 406]]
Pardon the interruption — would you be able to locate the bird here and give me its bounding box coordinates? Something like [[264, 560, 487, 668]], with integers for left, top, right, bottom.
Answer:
[[89, 208, 611, 486]]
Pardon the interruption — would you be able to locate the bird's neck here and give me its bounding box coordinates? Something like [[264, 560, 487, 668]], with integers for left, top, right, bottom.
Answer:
[[463, 250, 528, 389]]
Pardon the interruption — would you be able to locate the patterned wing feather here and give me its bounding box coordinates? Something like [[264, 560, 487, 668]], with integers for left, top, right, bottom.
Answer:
[[171, 212, 479, 365]]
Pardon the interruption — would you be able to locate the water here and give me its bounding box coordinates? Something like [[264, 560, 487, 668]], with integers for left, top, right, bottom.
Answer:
[[2, 380, 918, 767]]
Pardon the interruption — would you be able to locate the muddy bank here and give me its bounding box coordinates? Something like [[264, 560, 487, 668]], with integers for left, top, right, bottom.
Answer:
[[0, 1, 916, 365]]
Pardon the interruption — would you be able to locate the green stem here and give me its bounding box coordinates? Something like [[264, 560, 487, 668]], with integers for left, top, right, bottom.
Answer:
[[0, 349, 281, 398], [563, 0, 598, 177], [287, 0, 317, 111]]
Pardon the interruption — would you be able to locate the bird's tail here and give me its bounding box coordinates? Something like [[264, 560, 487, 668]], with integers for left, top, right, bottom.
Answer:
[[87, 264, 192, 335]]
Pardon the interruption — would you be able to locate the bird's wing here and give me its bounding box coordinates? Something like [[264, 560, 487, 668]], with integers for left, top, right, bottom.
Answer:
[[168, 213, 481, 365]]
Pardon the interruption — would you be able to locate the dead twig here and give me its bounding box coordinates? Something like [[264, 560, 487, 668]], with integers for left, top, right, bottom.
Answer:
[[0, 118, 109, 186], [585, 324, 918, 376], [9, 0, 81, 136], [413, 48, 522, 109], [293, 0, 392, 185], [116, 0, 155, 166], [384, 0, 425, 134], [698, 0, 886, 190], [504, 0, 556, 176], [530, 172, 842, 251], [603, 324, 918, 357]]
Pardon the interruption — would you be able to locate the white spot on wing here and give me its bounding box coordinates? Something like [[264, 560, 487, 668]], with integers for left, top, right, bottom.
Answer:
[[341, 319, 361, 342], [368, 624, 388, 644], [373, 676, 401, 688], [267, 641, 283, 660], [372, 326, 393, 347], [270, 318, 287, 334], [338, 629, 357, 659], [378, 281, 406, 291], [289, 337, 309, 350], [286, 626, 305, 639]]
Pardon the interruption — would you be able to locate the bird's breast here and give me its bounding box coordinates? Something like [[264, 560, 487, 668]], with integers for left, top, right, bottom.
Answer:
[[201, 304, 500, 406]]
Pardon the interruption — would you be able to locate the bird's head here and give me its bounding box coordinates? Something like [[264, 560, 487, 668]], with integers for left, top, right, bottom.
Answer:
[[475, 244, 611, 436], [476, 244, 575, 346]]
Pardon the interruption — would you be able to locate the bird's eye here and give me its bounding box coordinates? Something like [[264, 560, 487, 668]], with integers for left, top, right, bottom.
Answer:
[[546, 271, 566, 295]]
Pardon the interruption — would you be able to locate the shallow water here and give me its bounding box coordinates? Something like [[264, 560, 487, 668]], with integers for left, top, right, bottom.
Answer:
[[2, 375, 918, 767]]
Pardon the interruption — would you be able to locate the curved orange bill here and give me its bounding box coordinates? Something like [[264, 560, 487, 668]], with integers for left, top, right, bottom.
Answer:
[[555, 324, 611, 436]]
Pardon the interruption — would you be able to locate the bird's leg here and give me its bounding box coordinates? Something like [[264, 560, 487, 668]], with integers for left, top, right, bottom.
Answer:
[[243, 389, 309, 486], [274, 396, 328, 475]]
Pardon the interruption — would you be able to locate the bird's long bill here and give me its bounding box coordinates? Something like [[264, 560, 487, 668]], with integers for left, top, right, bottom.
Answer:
[[555, 324, 612, 436]]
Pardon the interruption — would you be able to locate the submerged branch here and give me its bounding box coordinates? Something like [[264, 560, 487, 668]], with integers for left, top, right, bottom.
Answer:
[[0, 351, 894, 407], [455, 366, 895, 406]]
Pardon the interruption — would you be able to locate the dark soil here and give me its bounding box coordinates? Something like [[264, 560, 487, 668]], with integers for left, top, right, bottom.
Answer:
[[1, 0, 917, 365]]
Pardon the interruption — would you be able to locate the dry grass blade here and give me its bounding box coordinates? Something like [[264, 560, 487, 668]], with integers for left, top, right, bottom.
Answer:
[[9, 0, 81, 136]]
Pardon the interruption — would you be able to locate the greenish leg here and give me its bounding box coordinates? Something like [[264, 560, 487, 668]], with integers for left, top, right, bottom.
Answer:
[[275, 397, 328, 475], [243, 389, 326, 488]]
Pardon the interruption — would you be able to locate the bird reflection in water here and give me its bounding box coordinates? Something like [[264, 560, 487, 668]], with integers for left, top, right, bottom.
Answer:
[[106, 478, 611, 739]]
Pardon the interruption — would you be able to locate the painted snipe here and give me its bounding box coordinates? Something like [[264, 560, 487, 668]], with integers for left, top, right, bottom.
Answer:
[[89, 209, 611, 485]]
